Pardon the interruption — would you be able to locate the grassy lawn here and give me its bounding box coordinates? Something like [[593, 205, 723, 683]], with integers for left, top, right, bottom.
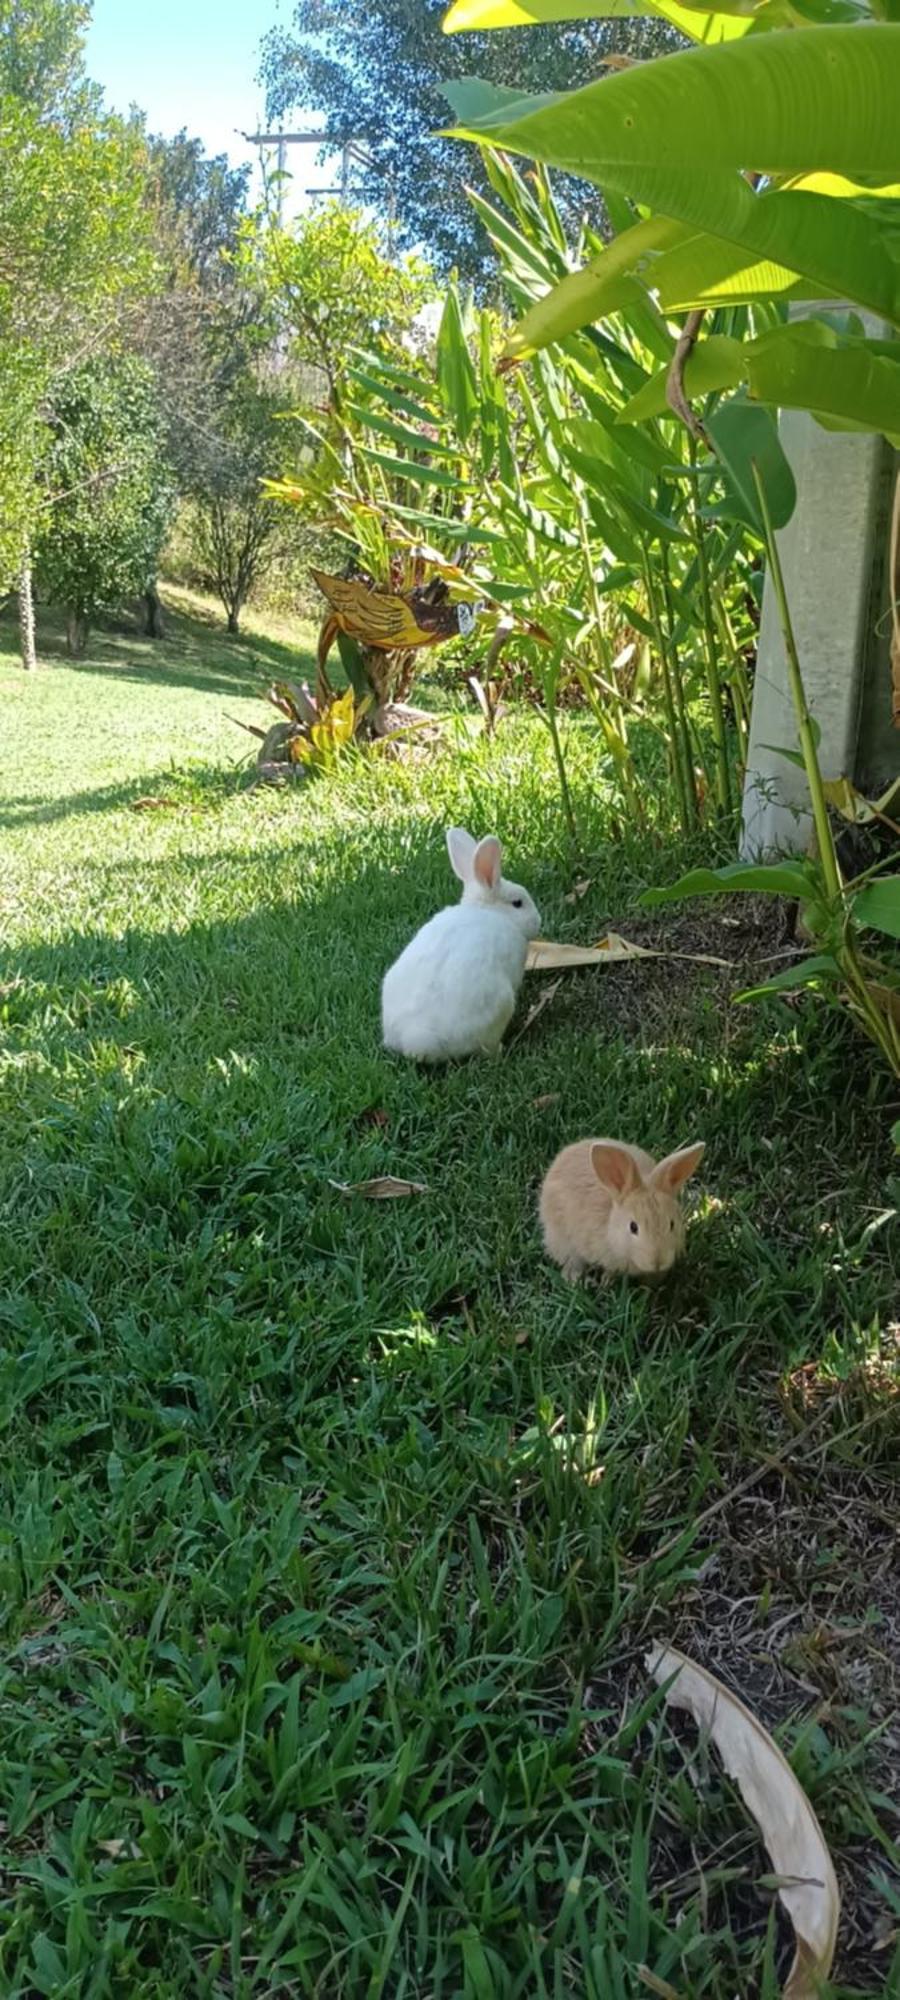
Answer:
[[1, 591, 898, 1998]]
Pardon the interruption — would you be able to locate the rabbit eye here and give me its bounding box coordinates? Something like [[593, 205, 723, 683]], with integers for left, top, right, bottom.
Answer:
[[670, 1219, 675, 1231], [629, 1220, 639, 1236], [511, 897, 523, 908]]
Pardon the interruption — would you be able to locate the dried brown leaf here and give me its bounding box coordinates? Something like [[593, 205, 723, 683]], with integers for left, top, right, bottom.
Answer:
[[531, 1092, 561, 1111], [563, 878, 592, 905], [647, 1644, 839, 1999], [130, 795, 176, 812], [329, 1175, 428, 1200], [526, 933, 731, 971]]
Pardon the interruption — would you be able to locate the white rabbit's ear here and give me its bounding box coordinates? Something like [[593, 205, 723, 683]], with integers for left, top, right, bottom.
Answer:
[[591, 1143, 642, 1199], [473, 835, 502, 891], [446, 826, 477, 882], [651, 1142, 705, 1193]]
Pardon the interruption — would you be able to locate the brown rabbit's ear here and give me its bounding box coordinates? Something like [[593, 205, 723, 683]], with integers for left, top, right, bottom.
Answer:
[[651, 1142, 706, 1194], [591, 1143, 642, 1198], [446, 826, 476, 882], [473, 834, 502, 891]]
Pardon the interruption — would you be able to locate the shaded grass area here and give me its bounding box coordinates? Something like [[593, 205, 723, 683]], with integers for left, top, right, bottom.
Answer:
[[0, 604, 898, 1997]]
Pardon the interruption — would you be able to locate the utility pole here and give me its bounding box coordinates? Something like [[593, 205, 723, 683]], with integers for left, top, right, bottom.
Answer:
[[243, 130, 368, 225]]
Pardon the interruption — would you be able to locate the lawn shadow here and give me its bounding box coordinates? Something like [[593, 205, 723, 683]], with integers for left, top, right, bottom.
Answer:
[[0, 592, 318, 705], [0, 763, 246, 832]]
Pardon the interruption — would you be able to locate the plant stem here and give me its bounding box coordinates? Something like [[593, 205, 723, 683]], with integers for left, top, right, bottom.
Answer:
[[688, 434, 734, 818], [543, 655, 581, 856], [643, 544, 695, 833], [751, 462, 843, 905], [577, 509, 640, 819], [659, 545, 702, 822]]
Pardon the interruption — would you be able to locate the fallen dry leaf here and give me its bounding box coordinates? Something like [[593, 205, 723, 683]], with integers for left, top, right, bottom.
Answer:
[[97, 1837, 141, 1859], [526, 932, 731, 971], [329, 1175, 428, 1199], [130, 795, 177, 812], [563, 878, 592, 905], [531, 1092, 561, 1111], [647, 1644, 839, 2000]]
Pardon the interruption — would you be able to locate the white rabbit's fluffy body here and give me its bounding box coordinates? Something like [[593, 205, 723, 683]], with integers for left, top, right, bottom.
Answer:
[[381, 827, 540, 1062]]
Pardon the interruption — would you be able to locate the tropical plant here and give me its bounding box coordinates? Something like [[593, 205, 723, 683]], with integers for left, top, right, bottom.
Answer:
[[441, 7, 900, 444], [35, 355, 173, 654]]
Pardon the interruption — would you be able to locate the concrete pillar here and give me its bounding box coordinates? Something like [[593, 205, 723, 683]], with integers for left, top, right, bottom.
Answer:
[[740, 316, 900, 859]]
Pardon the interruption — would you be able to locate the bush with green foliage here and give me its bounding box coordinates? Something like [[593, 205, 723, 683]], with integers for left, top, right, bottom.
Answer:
[[35, 356, 173, 654], [236, 200, 436, 410], [0, 0, 151, 601]]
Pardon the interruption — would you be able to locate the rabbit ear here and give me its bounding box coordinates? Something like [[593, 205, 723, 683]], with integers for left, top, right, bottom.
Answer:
[[591, 1143, 642, 1199], [446, 826, 477, 882], [651, 1142, 706, 1193], [473, 835, 502, 891]]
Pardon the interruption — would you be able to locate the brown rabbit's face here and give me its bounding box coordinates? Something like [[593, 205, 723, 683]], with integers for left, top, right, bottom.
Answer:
[[606, 1188, 685, 1279]]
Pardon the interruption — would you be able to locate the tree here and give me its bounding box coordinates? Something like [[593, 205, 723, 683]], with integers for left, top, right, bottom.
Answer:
[[190, 377, 301, 636], [259, 0, 678, 280], [0, 0, 152, 653], [237, 200, 434, 409], [35, 355, 173, 654]]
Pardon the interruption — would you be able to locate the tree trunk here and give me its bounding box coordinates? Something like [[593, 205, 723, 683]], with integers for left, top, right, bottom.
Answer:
[[143, 583, 165, 638], [66, 607, 88, 657], [18, 553, 36, 671], [226, 605, 241, 635]]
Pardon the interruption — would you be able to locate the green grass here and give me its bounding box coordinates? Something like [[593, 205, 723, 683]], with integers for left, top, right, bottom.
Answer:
[[1, 592, 898, 1998]]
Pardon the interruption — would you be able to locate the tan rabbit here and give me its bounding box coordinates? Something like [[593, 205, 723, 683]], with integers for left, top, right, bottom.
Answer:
[[540, 1137, 706, 1282]]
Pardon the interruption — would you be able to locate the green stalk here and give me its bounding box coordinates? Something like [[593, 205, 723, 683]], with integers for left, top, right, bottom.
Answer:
[[751, 463, 842, 905], [714, 599, 751, 763], [576, 508, 640, 819], [688, 435, 734, 818], [544, 676, 581, 857], [642, 546, 695, 834], [659, 547, 702, 823]]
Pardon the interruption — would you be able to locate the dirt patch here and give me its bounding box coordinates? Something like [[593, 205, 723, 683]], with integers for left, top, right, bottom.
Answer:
[[546, 896, 797, 1042]]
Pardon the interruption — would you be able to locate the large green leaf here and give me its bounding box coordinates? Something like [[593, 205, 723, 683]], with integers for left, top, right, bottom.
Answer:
[[442, 0, 752, 45], [640, 860, 817, 908], [361, 446, 464, 490], [444, 31, 900, 326], [506, 216, 686, 357], [735, 954, 842, 1002], [705, 398, 797, 530], [436, 285, 480, 444], [620, 336, 746, 423], [746, 333, 900, 435], [445, 31, 900, 177], [853, 876, 900, 940], [346, 404, 459, 460], [619, 323, 900, 438]]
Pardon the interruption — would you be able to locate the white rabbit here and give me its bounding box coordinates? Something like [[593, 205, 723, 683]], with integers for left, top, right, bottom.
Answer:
[[381, 826, 541, 1061], [540, 1137, 706, 1283]]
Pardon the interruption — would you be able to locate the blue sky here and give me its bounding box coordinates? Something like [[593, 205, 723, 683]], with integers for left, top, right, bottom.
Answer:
[[86, 0, 336, 202]]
